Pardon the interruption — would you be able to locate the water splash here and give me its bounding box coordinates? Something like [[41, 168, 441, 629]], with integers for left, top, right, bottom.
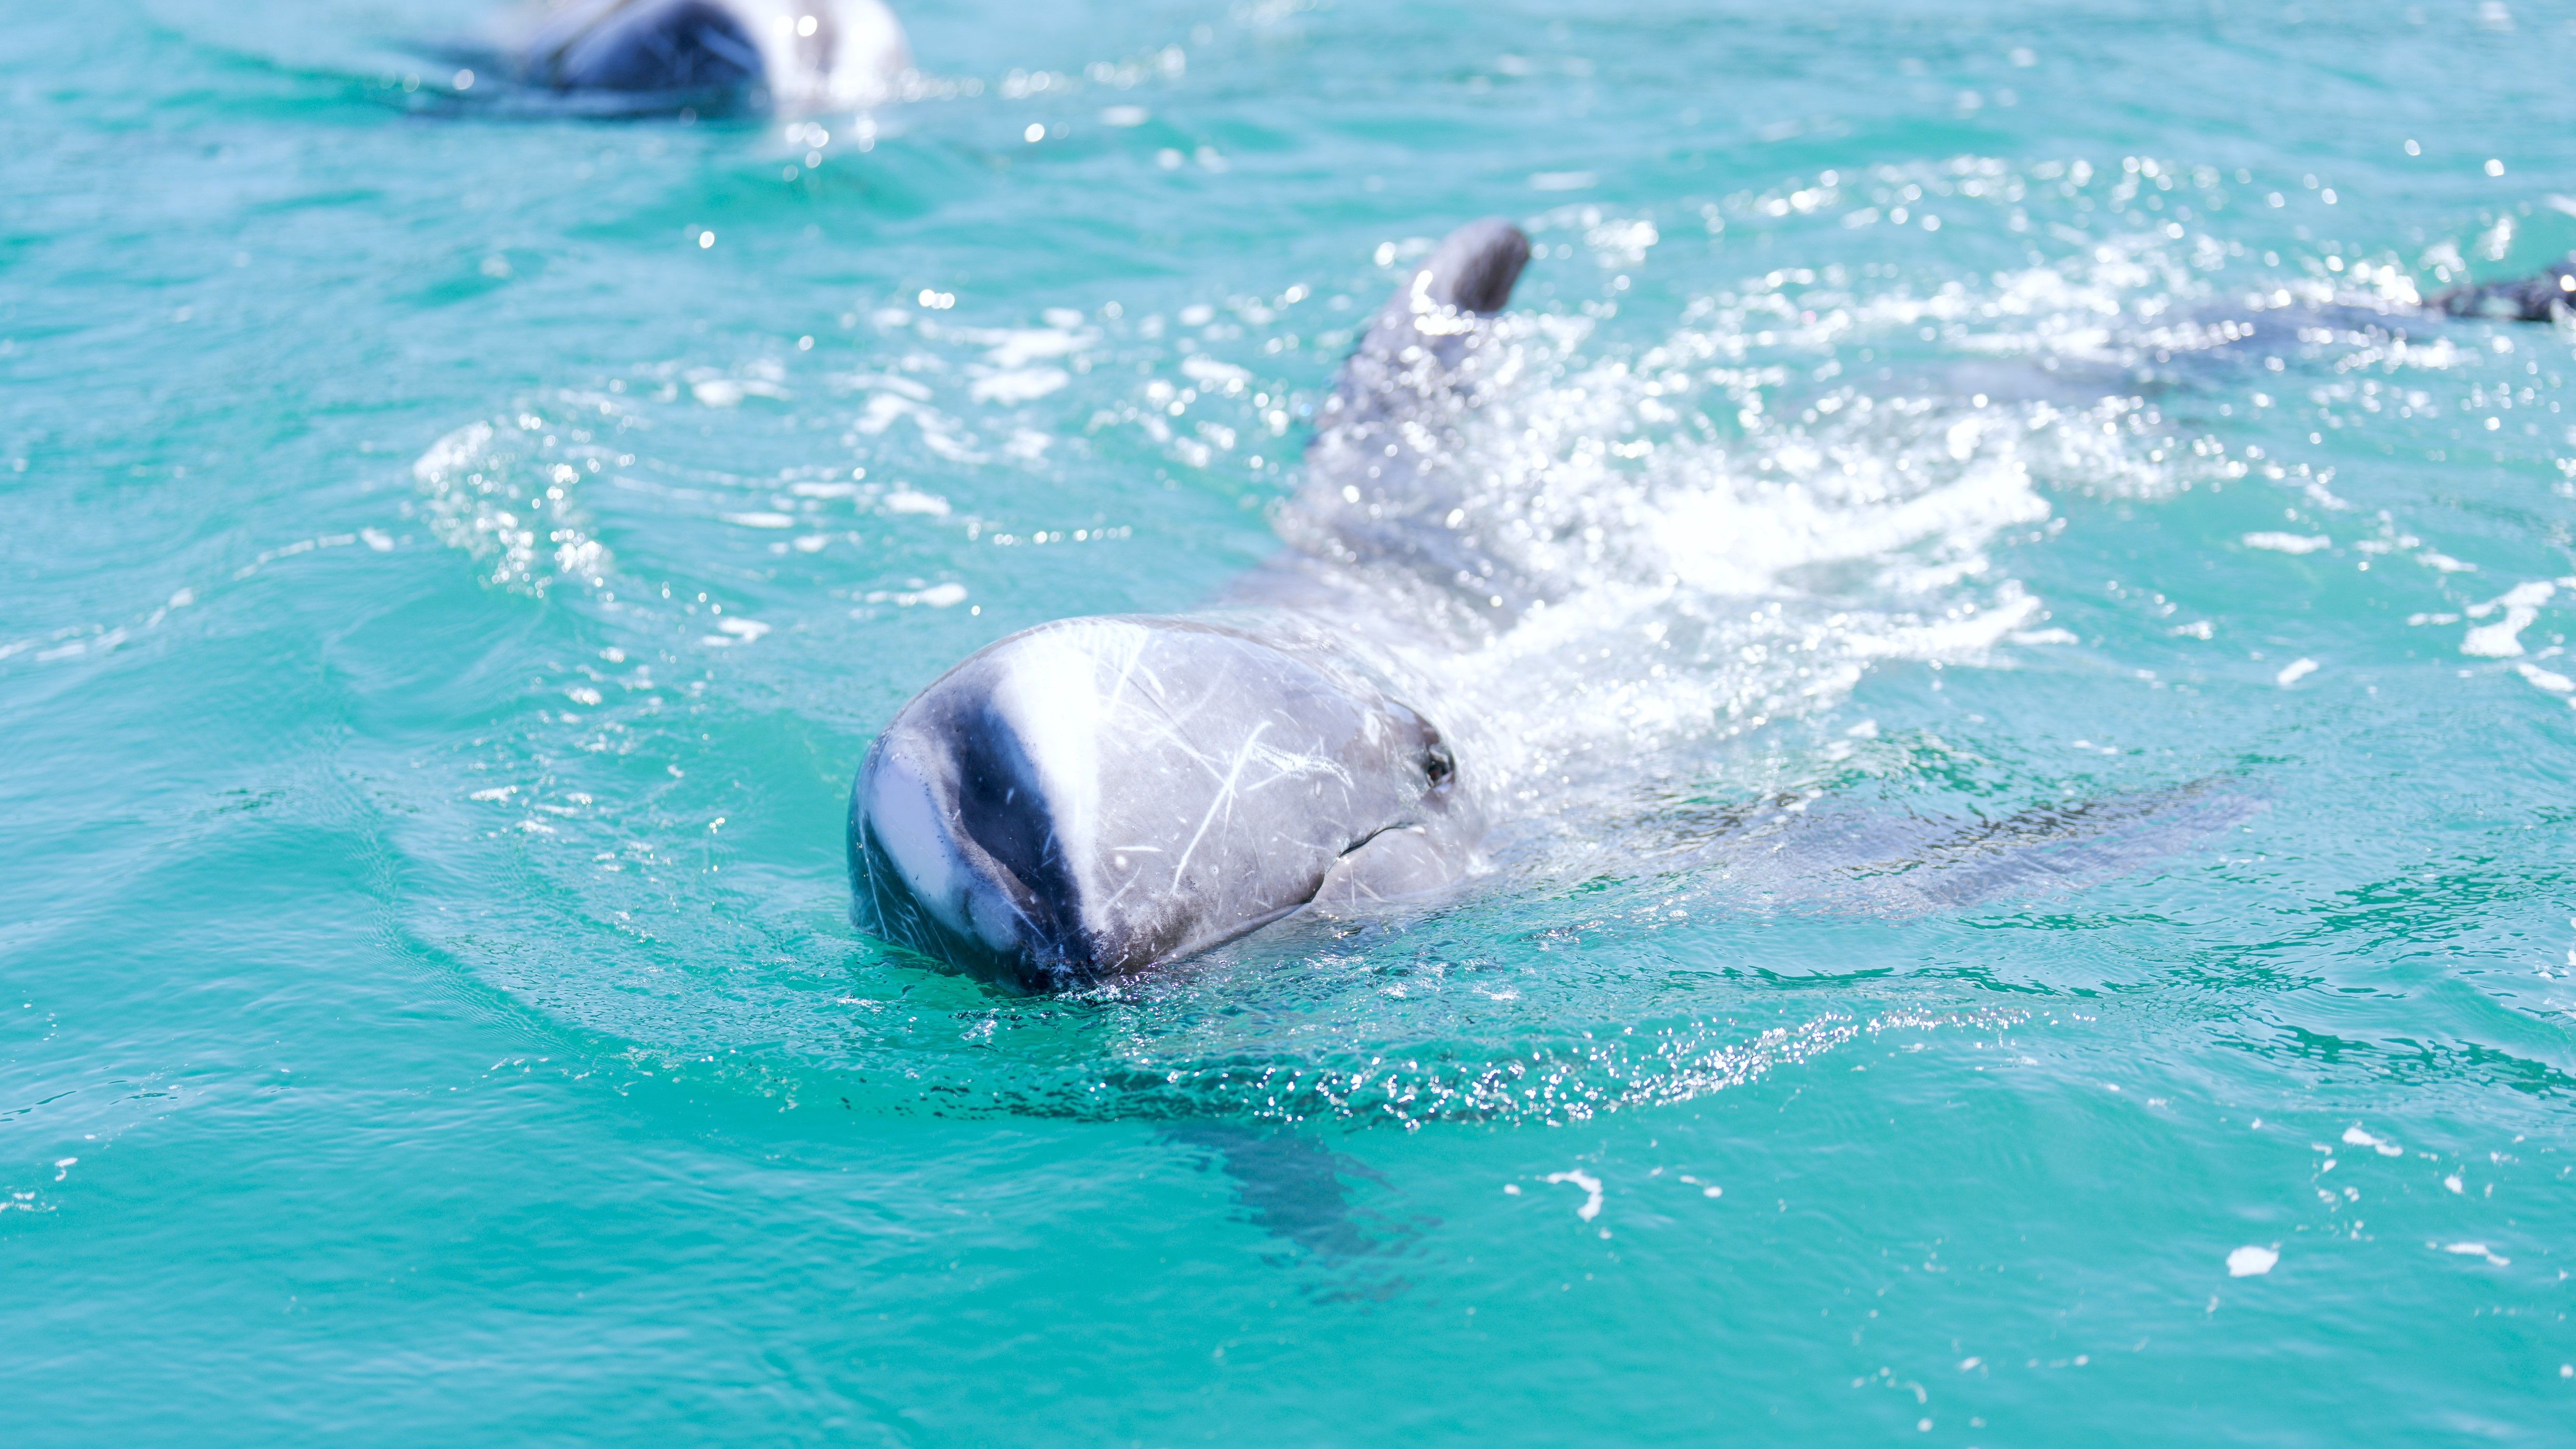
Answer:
[[393, 180, 2381, 1128]]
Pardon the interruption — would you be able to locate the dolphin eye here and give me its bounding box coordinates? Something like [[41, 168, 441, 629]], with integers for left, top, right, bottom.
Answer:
[[1421, 742, 1454, 787]]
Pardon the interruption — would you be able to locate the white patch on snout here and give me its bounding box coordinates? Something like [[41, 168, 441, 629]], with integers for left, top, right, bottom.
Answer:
[[747, 0, 913, 111], [866, 748, 1016, 953], [977, 622, 1150, 932]]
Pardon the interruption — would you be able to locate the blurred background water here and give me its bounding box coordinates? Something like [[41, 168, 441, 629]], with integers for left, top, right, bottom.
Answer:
[[5, 0, 2574, 1441]]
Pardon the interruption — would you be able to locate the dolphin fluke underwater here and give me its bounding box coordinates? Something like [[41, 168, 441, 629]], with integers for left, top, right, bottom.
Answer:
[[848, 219, 1532, 991], [496, 0, 910, 111]]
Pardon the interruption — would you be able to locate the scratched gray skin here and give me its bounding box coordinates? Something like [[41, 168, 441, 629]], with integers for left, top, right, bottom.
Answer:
[[480, 0, 909, 113], [848, 220, 1533, 992]]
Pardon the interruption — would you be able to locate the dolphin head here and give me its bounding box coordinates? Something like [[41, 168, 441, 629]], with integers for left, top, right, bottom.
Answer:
[[848, 618, 1476, 990], [516, 0, 911, 111]]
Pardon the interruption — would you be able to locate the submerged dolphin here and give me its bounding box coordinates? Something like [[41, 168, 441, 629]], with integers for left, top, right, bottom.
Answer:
[[848, 219, 1533, 991], [2435, 256, 2576, 322], [496, 0, 909, 111]]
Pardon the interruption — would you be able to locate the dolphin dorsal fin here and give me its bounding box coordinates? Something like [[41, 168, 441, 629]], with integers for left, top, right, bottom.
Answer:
[[1324, 218, 1532, 434], [1405, 217, 1532, 317], [1359, 218, 1531, 358]]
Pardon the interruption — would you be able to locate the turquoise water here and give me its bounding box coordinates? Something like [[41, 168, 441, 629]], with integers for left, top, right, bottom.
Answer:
[[8, 0, 2576, 1439]]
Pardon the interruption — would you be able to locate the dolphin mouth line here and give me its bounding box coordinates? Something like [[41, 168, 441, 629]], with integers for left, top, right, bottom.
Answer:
[[1143, 900, 1318, 973], [1336, 821, 1423, 857]]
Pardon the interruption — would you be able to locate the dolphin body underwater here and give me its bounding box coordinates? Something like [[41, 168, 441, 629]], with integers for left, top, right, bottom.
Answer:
[[2435, 256, 2576, 321], [847, 219, 1534, 992], [490, 0, 910, 111]]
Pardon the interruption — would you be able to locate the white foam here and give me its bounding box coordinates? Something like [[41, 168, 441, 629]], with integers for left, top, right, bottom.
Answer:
[[1180, 356, 1253, 390], [967, 325, 1092, 369], [1542, 1169, 1605, 1220], [2243, 532, 2330, 554], [412, 416, 610, 594], [2226, 1245, 2278, 1277], [1321, 306, 2087, 803], [970, 368, 1070, 405], [2462, 581, 2554, 658], [882, 488, 951, 516], [705, 617, 771, 646]]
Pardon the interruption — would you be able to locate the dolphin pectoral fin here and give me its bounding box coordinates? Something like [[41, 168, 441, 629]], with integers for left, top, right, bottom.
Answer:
[[1310, 826, 1458, 914]]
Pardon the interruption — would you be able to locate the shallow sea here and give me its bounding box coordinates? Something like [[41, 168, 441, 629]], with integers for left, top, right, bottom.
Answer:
[[7, 0, 2575, 1441]]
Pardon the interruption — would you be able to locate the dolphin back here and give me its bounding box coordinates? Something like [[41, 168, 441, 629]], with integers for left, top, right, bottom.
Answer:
[[1242, 217, 1541, 633], [2434, 257, 2576, 322]]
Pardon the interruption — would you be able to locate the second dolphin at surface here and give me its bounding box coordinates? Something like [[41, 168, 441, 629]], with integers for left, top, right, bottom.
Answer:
[[491, 0, 909, 112]]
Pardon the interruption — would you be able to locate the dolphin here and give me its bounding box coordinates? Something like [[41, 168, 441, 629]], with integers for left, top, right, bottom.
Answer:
[[847, 219, 1533, 991], [495, 0, 909, 112], [2434, 257, 2576, 321]]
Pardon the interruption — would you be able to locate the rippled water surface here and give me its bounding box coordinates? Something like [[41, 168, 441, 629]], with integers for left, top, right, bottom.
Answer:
[[8, 1, 2576, 1441]]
